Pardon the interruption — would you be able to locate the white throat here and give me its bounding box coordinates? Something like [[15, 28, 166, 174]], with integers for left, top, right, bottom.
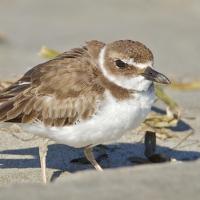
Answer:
[[98, 47, 152, 92]]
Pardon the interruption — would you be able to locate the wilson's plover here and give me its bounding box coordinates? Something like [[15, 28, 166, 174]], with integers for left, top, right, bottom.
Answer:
[[0, 40, 170, 183]]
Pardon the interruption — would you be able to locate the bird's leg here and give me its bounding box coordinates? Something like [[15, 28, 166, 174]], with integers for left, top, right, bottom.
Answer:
[[84, 146, 103, 171], [39, 138, 49, 184]]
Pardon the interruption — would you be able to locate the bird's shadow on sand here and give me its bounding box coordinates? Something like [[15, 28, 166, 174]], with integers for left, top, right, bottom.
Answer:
[[1, 143, 200, 179]]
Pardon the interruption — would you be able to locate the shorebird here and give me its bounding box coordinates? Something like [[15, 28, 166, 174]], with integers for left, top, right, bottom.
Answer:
[[0, 40, 170, 183]]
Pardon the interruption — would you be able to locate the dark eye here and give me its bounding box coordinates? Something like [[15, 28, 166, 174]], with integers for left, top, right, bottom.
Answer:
[[115, 59, 126, 68]]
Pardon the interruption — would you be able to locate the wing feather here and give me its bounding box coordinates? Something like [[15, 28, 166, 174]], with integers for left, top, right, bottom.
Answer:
[[0, 45, 105, 126]]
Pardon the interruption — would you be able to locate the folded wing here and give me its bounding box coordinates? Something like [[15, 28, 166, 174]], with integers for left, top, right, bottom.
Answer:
[[0, 47, 105, 126]]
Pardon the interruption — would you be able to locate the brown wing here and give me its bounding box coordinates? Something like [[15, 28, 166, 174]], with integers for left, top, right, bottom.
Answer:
[[0, 46, 105, 126]]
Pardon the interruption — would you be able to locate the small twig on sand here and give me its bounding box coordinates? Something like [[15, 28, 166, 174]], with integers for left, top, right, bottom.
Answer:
[[172, 129, 194, 149]]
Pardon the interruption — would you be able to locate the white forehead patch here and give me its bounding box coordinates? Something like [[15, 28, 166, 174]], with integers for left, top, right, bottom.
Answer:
[[121, 58, 153, 69]]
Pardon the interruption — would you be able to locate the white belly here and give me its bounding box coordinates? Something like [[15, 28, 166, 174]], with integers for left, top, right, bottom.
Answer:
[[23, 89, 155, 148]]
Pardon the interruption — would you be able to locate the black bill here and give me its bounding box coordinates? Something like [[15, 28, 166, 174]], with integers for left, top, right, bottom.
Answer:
[[142, 67, 171, 84]]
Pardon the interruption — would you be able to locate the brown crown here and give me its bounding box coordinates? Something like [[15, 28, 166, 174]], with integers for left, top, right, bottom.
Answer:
[[106, 40, 153, 63]]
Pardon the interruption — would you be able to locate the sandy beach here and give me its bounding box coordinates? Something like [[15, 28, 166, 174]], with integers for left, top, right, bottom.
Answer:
[[0, 0, 200, 199]]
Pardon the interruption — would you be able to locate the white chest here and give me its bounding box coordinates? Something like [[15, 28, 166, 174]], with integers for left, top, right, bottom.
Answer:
[[24, 88, 155, 148]]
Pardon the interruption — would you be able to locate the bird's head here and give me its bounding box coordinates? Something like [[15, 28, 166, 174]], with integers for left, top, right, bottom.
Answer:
[[98, 40, 170, 91]]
